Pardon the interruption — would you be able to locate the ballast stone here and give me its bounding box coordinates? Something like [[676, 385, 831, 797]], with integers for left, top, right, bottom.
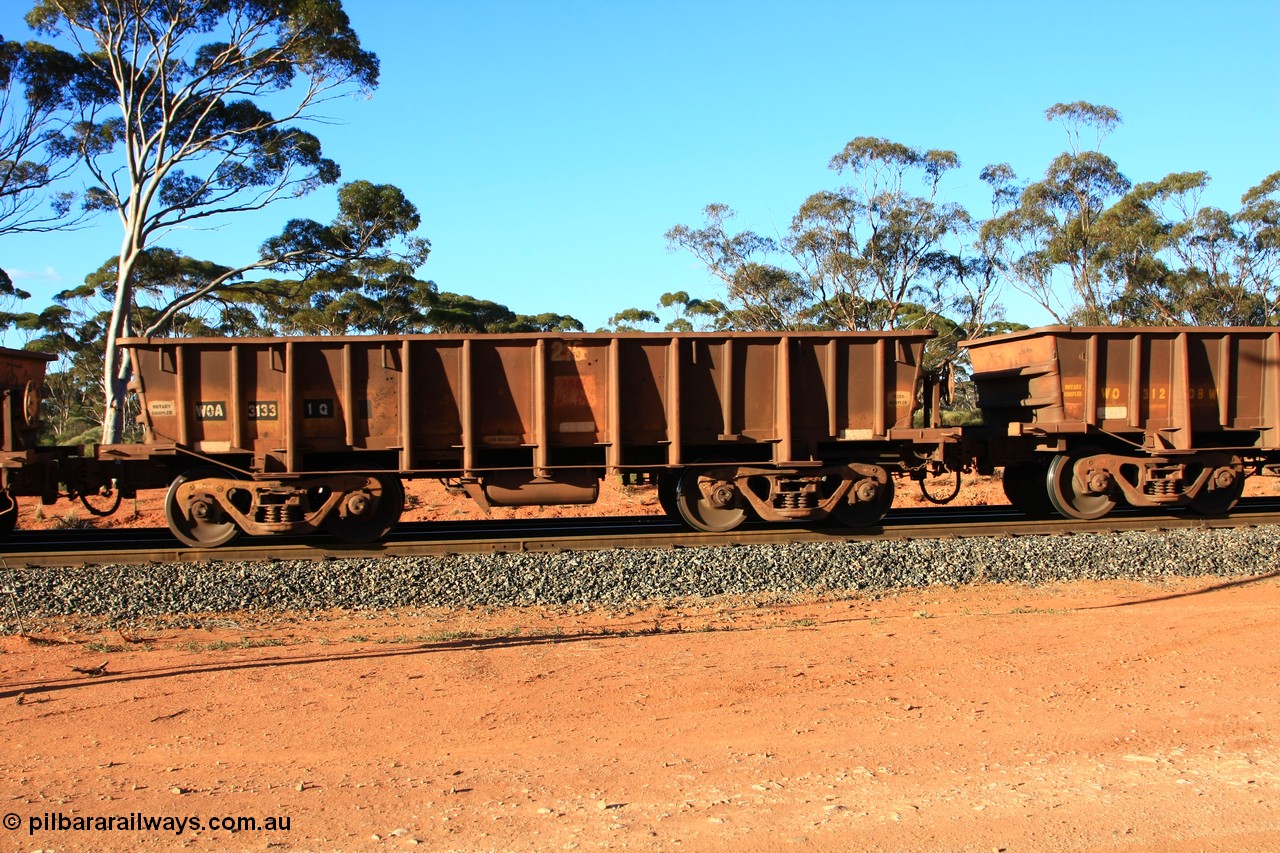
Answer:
[[3, 526, 1278, 630]]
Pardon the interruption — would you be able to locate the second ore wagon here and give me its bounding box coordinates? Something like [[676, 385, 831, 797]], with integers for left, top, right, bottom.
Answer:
[[964, 326, 1280, 519]]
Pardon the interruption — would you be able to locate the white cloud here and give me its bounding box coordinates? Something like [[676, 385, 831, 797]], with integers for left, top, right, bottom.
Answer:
[[3, 266, 64, 283]]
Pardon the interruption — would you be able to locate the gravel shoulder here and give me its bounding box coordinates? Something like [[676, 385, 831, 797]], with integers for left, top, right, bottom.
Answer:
[[3, 568, 1280, 851]]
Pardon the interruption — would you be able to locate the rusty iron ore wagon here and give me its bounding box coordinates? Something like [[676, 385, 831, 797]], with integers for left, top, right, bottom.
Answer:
[[1, 347, 58, 537], [964, 326, 1280, 519], [110, 330, 958, 546], [2, 347, 135, 535]]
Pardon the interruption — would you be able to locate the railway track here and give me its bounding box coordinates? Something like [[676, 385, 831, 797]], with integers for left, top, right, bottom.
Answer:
[[5, 498, 1280, 569]]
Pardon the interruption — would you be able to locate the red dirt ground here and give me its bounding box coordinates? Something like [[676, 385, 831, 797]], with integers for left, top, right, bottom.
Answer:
[[4, 475, 1280, 850], [3, 576, 1280, 851]]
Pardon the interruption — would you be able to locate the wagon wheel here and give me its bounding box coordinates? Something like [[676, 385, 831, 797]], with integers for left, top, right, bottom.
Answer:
[[831, 469, 895, 528], [1001, 461, 1054, 517], [22, 381, 40, 427], [1188, 461, 1245, 516], [165, 466, 246, 549], [0, 491, 17, 540], [656, 472, 681, 520], [1046, 447, 1116, 520], [675, 463, 747, 533], [326, 473, 405, 544]]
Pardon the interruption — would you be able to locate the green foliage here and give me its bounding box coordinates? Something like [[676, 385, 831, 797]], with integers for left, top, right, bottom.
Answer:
[[1105, 170, 1280, 325], [605, 291, 725, 331], [983, 118, 1134, 324], [664, 99, 1280, 367], [665, 204, 809, 330], [423, 292, 583, 333], [605, 307, 661, 331], [662, 135, 1004, 370], [0, 34, 102, 235], [1045, 101, 1122, 153]]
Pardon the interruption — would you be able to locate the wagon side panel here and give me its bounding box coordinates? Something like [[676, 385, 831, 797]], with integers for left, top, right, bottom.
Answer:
[[406, 339, 464, 469], [616, 337, 675, 466], [966, 326, 1280, 454]]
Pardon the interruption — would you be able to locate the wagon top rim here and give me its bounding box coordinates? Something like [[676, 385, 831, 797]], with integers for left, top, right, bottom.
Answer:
[[118, 329, 939, 346], [961, 325, 1280, 349], [0, 346, 56, 362]]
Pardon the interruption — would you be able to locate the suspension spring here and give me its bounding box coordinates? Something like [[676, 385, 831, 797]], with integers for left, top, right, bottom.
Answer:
[[775, 491, 816, 510], [257, 504, 303, 523], [1144, 478, 1183, 497]]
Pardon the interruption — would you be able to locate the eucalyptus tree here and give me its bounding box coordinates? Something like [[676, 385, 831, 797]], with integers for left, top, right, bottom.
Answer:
[[423, 292, 583, 334], [982, 102, 1132, 324], [667, 137, 973, 359], [603, 306, 659, 331], [0, 34, 99, 239], [1108, 169, 1280, 325], [605, 291, 726, 332], [257, 263, 436, 336], [0, 33, 103, 322], [665, 203, 811, 331], [24, 0, 381, 441], [21, 179, 426, 439], [1235, 171, 1280, 322], [789, 137, 968, 334]]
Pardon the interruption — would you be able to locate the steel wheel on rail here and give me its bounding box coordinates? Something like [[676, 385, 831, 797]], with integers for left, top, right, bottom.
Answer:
[[675, 463, 748, 533], [831, 468, 896, 527], [656, 473, 681, 521], [1046, 446, 1117, 520], [326, 473, 405, 544], [1001, 461, 1054, 517], [1188, 459, 1245, 516], [165, 466, 245, 548]]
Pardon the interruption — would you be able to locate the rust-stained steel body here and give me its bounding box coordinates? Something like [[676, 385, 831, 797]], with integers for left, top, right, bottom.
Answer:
[[115, 331, 956, 545], [963, 326, 1280, 518], [1, 347, 152, 532], [1, 347, 60, 531], [0, 346, 53, 459], [123, 331, 940, 472]]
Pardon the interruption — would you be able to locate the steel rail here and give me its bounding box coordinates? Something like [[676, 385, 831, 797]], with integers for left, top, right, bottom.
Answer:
[[3, 499, 1279, 569]]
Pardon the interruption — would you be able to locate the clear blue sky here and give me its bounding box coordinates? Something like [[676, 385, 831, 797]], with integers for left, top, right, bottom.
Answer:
[[2, 0, 1278, 333]]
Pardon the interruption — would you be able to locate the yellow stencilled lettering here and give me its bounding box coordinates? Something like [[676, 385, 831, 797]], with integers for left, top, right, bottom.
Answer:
[[1062, 383, 1084, 399], [549, 340, 589, 362]]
